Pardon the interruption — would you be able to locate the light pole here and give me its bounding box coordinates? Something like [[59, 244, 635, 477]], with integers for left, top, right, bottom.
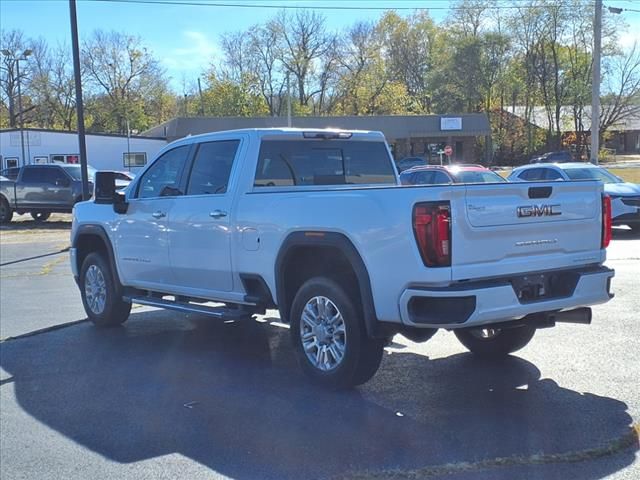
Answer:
[[1, 49, 32, 167]]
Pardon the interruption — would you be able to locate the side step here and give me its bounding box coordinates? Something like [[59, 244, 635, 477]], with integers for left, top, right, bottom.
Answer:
[[125, 296, 254, 321]]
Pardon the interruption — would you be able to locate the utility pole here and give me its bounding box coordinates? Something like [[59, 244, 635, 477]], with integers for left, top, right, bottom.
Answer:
[[15, 57, 27, 166], [197, 77, 205, 116], [2, 49, 32, 166], [69, 0, 90, 200], [286, 71, 292, 128], [126, 118, 131, 172], [591, 0, 602, 165]]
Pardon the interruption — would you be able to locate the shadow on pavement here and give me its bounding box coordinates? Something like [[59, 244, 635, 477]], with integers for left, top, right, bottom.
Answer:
[[612, 227, 640, 240], [0, 311, 637, 479]]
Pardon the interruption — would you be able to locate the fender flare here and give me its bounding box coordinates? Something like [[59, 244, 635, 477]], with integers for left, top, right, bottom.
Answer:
[[275, 231, 380, 337], [73, 224, 122, 288]]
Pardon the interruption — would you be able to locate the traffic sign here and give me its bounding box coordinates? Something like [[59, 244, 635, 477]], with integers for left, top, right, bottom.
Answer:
[[444, 145, 453, 156]]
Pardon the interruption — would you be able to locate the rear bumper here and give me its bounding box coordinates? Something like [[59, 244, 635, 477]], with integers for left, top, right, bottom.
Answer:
[[399, 266, 614, 329]]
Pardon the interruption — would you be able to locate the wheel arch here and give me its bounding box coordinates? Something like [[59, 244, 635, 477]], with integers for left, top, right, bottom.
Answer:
[[73, 224, 122, 288], [275, 231, 380, 338]]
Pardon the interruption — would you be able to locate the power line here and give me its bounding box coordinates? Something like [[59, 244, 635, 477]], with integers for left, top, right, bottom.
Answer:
[[88, 0, 595, 11]]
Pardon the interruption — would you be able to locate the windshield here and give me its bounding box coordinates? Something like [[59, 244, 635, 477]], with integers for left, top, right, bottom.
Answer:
[[564, 167, 621, 184], [452, 170, 506, 184], [63, 165, 97, 181]]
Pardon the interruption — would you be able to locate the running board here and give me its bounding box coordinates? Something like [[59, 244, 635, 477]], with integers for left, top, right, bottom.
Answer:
[[125, 296, 254, 320]]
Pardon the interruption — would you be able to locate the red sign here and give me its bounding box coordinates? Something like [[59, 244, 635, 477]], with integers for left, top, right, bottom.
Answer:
[[444, 145, 453, 156]]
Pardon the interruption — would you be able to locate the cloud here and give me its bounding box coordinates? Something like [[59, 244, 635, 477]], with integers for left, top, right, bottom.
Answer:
[[618, 30, 640, 51], [161, 31, 219, 74]]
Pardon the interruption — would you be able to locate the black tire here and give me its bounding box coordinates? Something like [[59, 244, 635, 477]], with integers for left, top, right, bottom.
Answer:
[[0, 197, 13, 224], [289, 277, 384, 389], [80, 252, 131, 327], [454, 325, 536, 358], [30, 211, 51, 222]]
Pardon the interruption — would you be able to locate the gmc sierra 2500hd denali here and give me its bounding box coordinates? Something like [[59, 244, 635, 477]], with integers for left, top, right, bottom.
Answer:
[[70, 128, 615, 388]]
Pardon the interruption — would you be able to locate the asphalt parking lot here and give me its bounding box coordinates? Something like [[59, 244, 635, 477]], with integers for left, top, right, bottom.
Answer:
[[1, 216, 638, 480]]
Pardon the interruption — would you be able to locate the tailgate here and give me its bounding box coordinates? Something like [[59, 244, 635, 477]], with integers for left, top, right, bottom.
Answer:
[[451, 180, 605, 281]]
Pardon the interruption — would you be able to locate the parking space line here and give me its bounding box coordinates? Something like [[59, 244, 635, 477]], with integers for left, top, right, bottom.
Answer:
[[340, 423, 639, 479]]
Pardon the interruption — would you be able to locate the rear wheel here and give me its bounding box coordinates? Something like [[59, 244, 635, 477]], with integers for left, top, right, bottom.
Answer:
[[0, 197, 13, 224], [80, 252, 131, 327], [30, 211, 51, 222], [454, 325, 536, 358], [290, 277, 384, 389]]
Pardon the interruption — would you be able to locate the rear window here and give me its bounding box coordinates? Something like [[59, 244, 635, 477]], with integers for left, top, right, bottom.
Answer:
[[452, 171, 506, 184], [254, 140, 396, 187]]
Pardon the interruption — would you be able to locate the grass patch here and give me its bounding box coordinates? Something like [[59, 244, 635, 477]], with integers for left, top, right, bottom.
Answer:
[[608, 168, 640, 184]]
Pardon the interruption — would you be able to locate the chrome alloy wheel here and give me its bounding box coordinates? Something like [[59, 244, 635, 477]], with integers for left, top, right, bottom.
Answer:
[[469, 328, 501, 340], [300, 296, 347, 371], [84, 264, 107, 315]]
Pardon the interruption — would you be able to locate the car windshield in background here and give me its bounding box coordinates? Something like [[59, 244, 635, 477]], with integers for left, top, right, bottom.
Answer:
[[62, 165, 97, 181], [564, 168, 620, 184], [451, 170, 506, 184], [254, 140, 396, 186]]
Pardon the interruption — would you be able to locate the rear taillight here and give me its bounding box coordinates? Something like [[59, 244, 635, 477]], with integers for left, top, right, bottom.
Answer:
[[601, 194, 612, 248], [413, 202, 451, 267]]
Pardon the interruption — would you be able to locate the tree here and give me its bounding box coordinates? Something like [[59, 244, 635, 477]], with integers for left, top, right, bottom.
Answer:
[[600, 42, 640, 139], [81, 30, 168, 133], [377, 11, 436, 113], [273, 10, 336, 108], [0, 29, 32, 128], [28, 39, 76, 130]]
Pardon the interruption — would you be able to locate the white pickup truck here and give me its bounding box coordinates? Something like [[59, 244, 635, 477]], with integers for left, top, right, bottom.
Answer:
[[70, 128, 615, 388]]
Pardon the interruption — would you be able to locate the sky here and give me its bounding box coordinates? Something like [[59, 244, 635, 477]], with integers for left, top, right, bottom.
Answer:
[[1, 0, 639, 91]]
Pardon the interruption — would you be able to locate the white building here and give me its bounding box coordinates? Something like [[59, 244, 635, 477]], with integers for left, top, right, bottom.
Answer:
[[0, 128, 167, 173]]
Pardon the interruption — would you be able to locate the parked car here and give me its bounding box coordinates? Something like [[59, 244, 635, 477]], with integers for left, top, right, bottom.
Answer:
[[0, 167, 21, 181], [400, 164, 506, 185], [508, 162, 640, 232], [530, 151, 573, 164], [69, 128, 615, 388], [113, 171, 135, 190], [0, 164, 96, 224], [396, 156, 427, 172]]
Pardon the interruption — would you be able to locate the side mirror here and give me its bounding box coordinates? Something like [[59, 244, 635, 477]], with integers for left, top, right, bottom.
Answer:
[[56, 178, 71, 187], [94, 171, 129, 214]]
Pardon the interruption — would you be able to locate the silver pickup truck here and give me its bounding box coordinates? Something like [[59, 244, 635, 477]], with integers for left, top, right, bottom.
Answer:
[[0, 164, 92, 223]]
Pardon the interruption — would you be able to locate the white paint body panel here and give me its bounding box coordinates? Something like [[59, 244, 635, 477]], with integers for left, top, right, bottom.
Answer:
[[72, 129, 613, 328]]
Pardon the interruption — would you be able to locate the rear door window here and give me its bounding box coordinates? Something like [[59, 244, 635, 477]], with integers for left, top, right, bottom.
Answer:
[[186, 140, 240, 195], [46, 168, 69, 185], [254, 140, 396, 187]]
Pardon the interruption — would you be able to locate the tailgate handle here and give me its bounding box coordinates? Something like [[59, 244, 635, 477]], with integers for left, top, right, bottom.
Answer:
[[528, 186, 552, 199]]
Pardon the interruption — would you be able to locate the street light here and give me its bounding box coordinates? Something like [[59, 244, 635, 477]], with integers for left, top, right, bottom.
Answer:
[[1, 49, 32, 167]]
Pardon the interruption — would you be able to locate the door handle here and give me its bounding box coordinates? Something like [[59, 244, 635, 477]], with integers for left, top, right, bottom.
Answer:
[[209, 210, 228, 219], [152, 211, 166, 219]]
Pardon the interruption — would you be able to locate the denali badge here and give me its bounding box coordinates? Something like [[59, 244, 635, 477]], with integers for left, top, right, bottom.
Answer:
[[517, 204, 561, 217]]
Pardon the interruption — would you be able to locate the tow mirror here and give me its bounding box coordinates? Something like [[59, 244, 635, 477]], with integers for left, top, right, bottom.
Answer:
[[94, 171, 129, 214]]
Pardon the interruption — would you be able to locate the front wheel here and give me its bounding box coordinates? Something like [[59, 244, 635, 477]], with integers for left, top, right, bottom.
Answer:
[[454, 325, 536, 358], [0, 197, 13, 224], [31, 211, 51, 222], [80, 252, 131, 327], [290, 277, 384, 389]]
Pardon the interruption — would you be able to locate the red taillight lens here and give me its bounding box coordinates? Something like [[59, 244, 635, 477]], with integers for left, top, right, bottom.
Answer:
[[602, 194, 612, 248], [413, 202, 451, 267]]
